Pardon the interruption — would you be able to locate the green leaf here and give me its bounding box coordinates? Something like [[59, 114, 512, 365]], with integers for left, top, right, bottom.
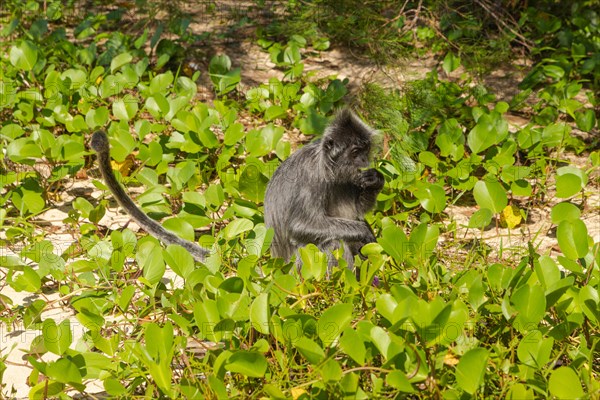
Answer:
[[250, 293, 270, 335], [468, 208, 493, 228], [283, 43, 301, 64], [239, 165, 269, 203], [12, 188, 46, 215], [579, 285, 600, 324], [299, 244, 328, 280], [137, 242, 165, 285], [110, 52, 132, 73], [104, 378, 127, 396], [43, 319, 72, 355], [575, 108, 596, 132], [557, 219, 589, 259], [10, 40, 38, 70], [222, 218, 254, 240], [517, 330, 554, 368], [535, 256, 560, 289], [297, 108, 328, 135], [264, 105, 287, 121], [543, 64, 564, 79], [209, 54, 240, 94], [73, 197, 94, 218], [541, 123, 568, 147], [149, 71, 174, 95], [142, 323, 173, 394], [501, 165, 531, 183], [551, 202, 581, 224], [368, 326, 392, 359], [28, 381, 64, 399], [506, 383, 534, 399], [46, 357, 83, 384], [473, 179, 508, 214], [511, 179, 532, 196], [319, 359, 342, 383], [164, 244, 195, 279], [145, 94, 170, 118], [112, 98, 138, 121], [557, 256, 584, 275], [378, 222, 408, 262], [209, 54, 232, 81], [314, 37, 330, 51], [99, 74, 126, 98], [435, 118, 465, 160], [85, 107, 109, 129], [246, 124, 285, 157], [548, 367, 585, 399], [386, 370, 415, 392], [414, 183, 446, 213], [317, 303, 353, 347], [79, 352, 112, 380], [455, 348, 489, 394], [205, 184, 225, 210], [559, 98, 582, 117], [376, 294, 398, 324], [194, 300, 224, 341], [11, 265, 41, 292], [555, 173, 583, 198], [411, 297, 453, 344], [76, 308, 105, 332], [408, 222, 439, 260], [6, 138, 43, 161], [339, 328, 366, 364], [23, 300, 46, 329], [217, 68, 241, 94], [163, 217, 196, 242], [224, 122, 245, 146], [467, 113, 508, 153], [225, 351, 268, 378], [145, 322, 173, 360], [511, 284, 546, 332], [294, 336, 325, 364], [442, 52, 460, 73], [1, 124, 24, 140]]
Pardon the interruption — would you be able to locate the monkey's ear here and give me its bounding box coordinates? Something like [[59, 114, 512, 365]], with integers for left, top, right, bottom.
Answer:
[[323, 136, 343, 160]]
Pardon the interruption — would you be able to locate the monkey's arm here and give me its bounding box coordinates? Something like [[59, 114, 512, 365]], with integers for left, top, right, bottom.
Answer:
[[90, 131, 209, 263], [290, 217, 376, 245], [356, 169, 384, 214]]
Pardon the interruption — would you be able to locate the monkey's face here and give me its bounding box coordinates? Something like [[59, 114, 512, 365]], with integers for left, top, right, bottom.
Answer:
[[321, 109, 378, 181], [323, 135, 372, 183], [348, 142, 371, 169]]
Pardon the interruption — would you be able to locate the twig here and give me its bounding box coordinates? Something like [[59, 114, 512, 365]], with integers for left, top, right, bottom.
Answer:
[[379, 0, 411, 30], [474, 0, 533, 51]]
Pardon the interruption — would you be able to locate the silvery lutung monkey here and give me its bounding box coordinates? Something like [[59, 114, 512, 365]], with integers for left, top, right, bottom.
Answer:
[[92, 109, 384, 270], [264, 109, 384, 268]]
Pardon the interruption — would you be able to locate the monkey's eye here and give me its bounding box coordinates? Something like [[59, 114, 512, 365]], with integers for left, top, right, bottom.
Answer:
[[351, 147, 364, 157]]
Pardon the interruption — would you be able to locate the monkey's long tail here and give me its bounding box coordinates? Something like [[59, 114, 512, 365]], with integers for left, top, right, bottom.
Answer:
[[90, 131, 209, 263]]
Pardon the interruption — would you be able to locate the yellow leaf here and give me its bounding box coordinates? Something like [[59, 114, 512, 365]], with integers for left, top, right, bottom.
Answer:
[[291, 388, 307, 399], [111, 154, 135, 177], [444, 352, 459, 366], [500, 205, 522, 229]]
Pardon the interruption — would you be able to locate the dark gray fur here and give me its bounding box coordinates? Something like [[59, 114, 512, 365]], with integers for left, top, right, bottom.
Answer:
[[264, 109, 384, 268], [90, 131, 209, 263]]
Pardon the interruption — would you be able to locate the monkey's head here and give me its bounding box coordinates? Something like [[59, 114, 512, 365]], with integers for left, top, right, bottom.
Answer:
[[321, 109, 376, 181]]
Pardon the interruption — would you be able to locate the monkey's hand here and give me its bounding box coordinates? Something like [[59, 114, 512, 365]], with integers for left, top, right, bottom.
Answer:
[[359, 169, 384, 191], [347, 221, 377, 259], [356, 170, 384, 215]]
